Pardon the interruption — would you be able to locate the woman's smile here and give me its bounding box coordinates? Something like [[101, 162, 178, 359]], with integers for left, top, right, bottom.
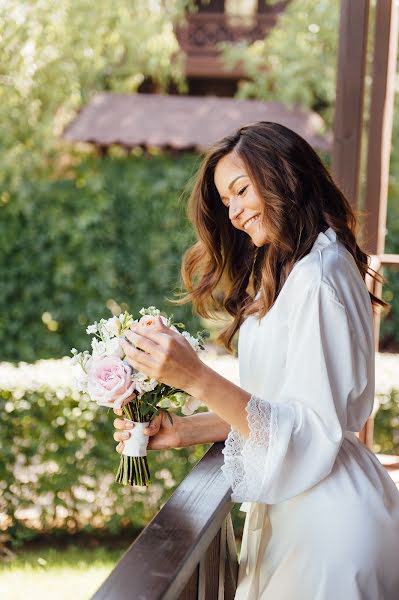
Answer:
[[243, 214, 260, 230]]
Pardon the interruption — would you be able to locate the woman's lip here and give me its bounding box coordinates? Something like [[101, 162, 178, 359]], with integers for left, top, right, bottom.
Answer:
[[243, 214, 260, 230]]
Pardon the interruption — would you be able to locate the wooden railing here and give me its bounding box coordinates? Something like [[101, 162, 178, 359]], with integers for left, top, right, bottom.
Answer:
[[91, 443, 238, 600]]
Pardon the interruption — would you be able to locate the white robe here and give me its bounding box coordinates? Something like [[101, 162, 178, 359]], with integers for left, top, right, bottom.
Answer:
[[221, 227, 399, 600]]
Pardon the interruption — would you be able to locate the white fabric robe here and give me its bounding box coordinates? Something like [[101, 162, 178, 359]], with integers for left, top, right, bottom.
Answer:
[[221, 227, 399, 600]]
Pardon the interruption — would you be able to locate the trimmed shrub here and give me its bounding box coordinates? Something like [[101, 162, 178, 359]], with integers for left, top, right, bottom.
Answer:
[[0, 152, 201, 362], [0, 373, 211, 546]]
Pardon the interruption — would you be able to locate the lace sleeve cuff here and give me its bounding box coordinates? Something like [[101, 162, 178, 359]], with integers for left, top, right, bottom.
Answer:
[[221, 394, 278, 503]]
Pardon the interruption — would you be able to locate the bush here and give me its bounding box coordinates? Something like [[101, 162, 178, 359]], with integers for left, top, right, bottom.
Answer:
[[0, 152, 201, 362], [0, 372, 211, 546], [374, 387, 399, 454]]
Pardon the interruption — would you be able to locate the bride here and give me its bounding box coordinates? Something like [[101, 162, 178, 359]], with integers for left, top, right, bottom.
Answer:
[[114, 121, 399, 599]]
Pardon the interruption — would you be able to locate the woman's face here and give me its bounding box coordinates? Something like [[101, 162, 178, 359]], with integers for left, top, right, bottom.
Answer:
[[214, 152, 268, 247]]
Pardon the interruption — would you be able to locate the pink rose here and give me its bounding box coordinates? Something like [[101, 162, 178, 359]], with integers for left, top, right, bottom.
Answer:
[[87, 356, 135, 409], [138, 314, 168, 329]]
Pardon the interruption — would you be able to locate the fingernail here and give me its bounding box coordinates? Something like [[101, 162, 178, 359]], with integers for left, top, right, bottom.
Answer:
[[121, 432, 130, 440], [124, 420, 134, 429]]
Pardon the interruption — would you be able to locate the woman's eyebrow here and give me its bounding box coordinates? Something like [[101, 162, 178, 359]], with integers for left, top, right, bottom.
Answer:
[[228, 174, 247, 191]]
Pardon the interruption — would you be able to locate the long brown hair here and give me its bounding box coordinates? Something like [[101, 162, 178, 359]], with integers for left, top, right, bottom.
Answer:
[[170, 121, 388, 352]]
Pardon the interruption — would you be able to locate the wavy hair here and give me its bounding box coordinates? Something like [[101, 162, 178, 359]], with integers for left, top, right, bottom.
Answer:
[[169, 121, 388, 352]]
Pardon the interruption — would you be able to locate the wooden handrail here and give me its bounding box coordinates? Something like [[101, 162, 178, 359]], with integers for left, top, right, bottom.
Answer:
[[91, 442, 238, 600]]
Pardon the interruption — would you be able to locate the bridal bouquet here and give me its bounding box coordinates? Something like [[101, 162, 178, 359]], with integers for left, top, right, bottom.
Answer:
[[71, 306, 208, 487]]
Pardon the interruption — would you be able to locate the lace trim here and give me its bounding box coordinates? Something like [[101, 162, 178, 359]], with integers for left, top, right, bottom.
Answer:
[[221, 428, 247, 501], [221, 394, 278, 502]]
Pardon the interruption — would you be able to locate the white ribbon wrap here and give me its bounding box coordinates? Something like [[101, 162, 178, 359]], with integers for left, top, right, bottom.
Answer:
[[122, 421, 150, 457]]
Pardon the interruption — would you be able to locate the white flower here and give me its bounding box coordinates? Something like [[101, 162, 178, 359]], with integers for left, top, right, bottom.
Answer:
[[104, 316, 119, 337], [73, 373, 89, 393], [91, 338, 107, 357], [139, 306, 160, 316], [86, 323, 98, 335], [70, 349, 92, 372], [181, 331, 201, 352], [133, 371, 159, 393], [70, 353, 81, 366], [181, 396, 202, 416]]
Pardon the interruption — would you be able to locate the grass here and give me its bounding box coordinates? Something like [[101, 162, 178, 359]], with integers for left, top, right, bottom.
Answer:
[[0, 541, 127, 600]]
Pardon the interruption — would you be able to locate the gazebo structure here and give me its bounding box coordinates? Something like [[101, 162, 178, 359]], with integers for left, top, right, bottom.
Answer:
[[63, 93, 331, 154], [77, 2, 399, 598]]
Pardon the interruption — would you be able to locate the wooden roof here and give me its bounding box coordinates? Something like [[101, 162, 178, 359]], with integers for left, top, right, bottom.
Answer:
[[62, 93, 331, 152]]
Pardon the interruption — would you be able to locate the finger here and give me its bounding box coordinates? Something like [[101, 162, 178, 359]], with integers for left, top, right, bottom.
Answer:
[[124, 330, 161, 355], [113, 431, 131, 442], [128, 324, 171, 348], [144, 415, 162, 436], [113, 407, 123, 416], [122, 340, 158, 373], [116, 442, 124, 454], [113, 418, 134, 430]]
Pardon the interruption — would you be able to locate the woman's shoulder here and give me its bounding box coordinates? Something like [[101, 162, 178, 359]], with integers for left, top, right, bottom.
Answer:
[[287, 239, 373, 346], [289, 237, 367, 305]]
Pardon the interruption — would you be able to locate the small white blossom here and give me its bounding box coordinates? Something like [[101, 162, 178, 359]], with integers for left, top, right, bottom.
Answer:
[[181, 396, 202, 416], [91, 338, 107, 357], [133, 371, 159, 393], [86, 323, 98, 335], [70, 354, 80, 366], [106, 337, 125, 358], [139, 306, 160, 317], [181, 331, 201, 352], [104, 316, 119, 337], [73, 373, 89, 393]]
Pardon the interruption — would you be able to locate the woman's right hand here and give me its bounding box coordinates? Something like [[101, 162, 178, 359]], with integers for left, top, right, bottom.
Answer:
[[113, 408, 183, 453]]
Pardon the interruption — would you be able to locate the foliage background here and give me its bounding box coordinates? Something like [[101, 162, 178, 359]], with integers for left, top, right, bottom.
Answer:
[[1, 0, 399, 554], [0, 151, 201, 362], [0, 379, 213, 546], [1, 0, 398, 362]]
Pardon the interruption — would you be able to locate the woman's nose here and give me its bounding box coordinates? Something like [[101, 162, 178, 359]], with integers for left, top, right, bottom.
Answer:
[[229, 198, 244, 221]]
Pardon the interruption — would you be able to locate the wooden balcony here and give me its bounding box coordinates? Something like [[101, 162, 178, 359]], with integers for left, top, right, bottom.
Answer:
[[91, 440, 399, 599], [91, 443, 238, 600]]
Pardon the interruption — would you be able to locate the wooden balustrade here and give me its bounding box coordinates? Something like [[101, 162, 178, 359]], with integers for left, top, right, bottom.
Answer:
[[91, 442, 238, 600]]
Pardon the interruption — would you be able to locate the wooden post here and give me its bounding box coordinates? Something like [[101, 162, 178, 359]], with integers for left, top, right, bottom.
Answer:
[[198, 529, 222, 600], [364, 0, 398, 257], [359, 0, 399, 447], [332, 0, 370, 208], [363, 0, 399, 348]]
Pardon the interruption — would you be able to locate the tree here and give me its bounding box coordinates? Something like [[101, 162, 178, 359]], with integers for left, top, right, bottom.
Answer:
[[0, 0, 191, 190], [221, 0, 338, 127]]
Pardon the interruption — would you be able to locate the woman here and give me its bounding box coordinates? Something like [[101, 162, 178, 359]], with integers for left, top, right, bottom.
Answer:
[[114, 122, 399, 599]]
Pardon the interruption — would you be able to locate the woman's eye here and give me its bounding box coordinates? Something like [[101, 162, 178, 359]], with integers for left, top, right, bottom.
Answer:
[[238, 185, 248, 196]]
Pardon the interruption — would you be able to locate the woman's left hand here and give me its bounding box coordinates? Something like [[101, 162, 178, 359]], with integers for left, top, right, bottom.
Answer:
[[120, 316, 203, 395]]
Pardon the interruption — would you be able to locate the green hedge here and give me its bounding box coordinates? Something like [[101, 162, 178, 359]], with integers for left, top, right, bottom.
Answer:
[[0, 381, 213, 546], [1, 149, 398, 363], [0, 152, 201, 362]]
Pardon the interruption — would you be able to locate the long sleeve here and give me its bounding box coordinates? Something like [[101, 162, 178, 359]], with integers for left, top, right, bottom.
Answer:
[[221, 280, 372, 504]]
